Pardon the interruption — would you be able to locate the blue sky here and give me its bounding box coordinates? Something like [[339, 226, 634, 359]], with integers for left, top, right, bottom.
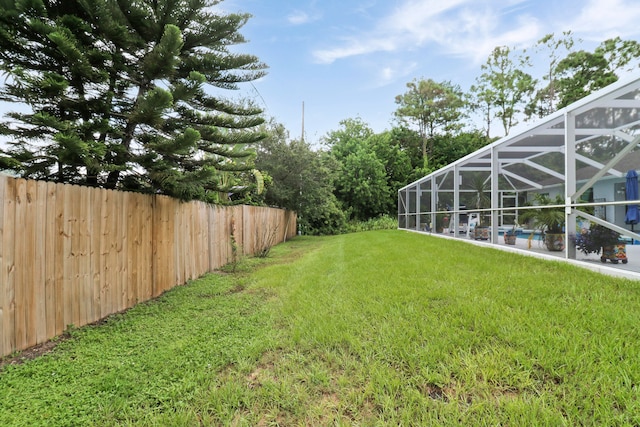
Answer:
[[221, 0, 640, 143]]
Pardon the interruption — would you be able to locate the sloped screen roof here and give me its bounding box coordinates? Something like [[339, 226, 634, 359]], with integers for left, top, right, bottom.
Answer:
[[401, 76, 640, 194]]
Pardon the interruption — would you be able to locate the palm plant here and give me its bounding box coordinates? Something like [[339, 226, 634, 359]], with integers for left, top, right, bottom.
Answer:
[[468, 175, 491, 226], [520, 193, 564, 233], [519, 193, 565, 250]]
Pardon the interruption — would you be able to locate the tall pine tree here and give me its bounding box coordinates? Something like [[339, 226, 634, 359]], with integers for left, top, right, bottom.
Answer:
[[0, 0, 266, 201]]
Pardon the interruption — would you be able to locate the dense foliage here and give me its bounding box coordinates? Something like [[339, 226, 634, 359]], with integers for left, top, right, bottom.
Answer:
[[325, 118, 400, 221], [0, 0, 266, 201], [255, 121, 346, 235]]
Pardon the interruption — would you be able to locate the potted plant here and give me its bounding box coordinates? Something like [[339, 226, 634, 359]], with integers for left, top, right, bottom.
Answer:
[[519, 194, 565, 251], [504, 222, 518, 245], [574, 223, 628, 264], [435, 212, 449, 233]]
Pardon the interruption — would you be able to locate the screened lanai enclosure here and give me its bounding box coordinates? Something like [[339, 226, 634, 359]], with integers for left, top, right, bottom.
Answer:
[[398, 75, 640, 278]]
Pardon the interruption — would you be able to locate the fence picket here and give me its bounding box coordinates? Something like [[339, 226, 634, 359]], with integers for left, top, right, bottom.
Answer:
[[78, 185, 90, 329], [54, 183, 65, 336], [127, 193, 138, 307], [2, 177, 16, 354], [67, 185, 77, 329], [140, 195, 152, 301], [118, 191, 128, 312], [44, 182, 57, 339], [90, 187, 102, 324], [103, 189, 117, 319], [13, 179, 27, 350], [0, 176, 6, 357], [34, 180, 47, 344], [151, 196, 162, 297]]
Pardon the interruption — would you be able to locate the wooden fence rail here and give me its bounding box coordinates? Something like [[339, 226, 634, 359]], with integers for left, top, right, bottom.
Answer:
[[0, 175, 296, 357]]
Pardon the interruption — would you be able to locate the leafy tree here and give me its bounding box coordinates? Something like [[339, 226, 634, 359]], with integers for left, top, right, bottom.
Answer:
[[324, 118, 396, 221], [256, 121, 345, 235], [556, 37, 640, 108], [525, 31, 578, 119], [387, 125, 439, 194], [598, 36, 640, 72], [389, 126, 423, 170], [322, 117, 374, 159], [469, 78, 497, 139], [394, 78, 465, 166], [0, 0, 266, 201], [335, 146, 390, 221], [555, 50, 617, 108], [431, 131, 493, 169], [387, 126, 491, 185], [476, 46, 536, 136], [205, 149, 267, 205], [367, 131, 412, 199]]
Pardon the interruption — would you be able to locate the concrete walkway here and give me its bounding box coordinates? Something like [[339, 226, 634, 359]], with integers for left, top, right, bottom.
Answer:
[[415, 230, 640, 281]]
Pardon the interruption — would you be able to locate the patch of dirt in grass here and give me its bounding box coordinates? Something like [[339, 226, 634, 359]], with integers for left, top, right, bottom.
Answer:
[[256, 413, 290, 427], [309, 392, 342, 425], [420, 383, 450, 402], [0, 332, 71, 369], [431, 380, 526, 405], [320, 392, 340, 407], [226, 284, 246, 294], [419, 382, 484, 405], [246, 351, 279, 388], [246, 366, 270, 388]]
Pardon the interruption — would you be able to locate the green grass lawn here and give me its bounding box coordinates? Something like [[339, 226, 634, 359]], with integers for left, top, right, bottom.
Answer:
[[2, 230, 640, 426]]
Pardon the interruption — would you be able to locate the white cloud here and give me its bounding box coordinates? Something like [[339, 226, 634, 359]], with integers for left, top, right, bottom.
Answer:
[[313, 37, 397, 64], [311, 0, 640, 71], [443, 13, 541, 63], [312, 0, 472, 64], [311, 0, 542, 65], [381, 67, 393, 81], [562, 0, 640, 40], [373, 61, 419, 87], [381, 0, 470, 42], [287, 10, 311, 25]]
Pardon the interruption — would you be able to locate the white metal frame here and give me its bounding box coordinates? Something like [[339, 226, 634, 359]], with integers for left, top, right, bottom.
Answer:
[[399, 75, 640, 267]]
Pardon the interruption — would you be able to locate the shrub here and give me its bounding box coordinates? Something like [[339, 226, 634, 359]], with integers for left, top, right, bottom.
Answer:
[[573, 223, 621, 255], [345, 215, 398, 233]]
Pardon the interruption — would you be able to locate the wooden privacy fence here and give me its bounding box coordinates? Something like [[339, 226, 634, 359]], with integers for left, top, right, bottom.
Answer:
[[0, 175, 296, 358]]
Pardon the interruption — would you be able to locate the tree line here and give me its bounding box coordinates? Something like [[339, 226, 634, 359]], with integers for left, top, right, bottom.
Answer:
[[257, 33, 640, 234], [0, 1, 638, 235]]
